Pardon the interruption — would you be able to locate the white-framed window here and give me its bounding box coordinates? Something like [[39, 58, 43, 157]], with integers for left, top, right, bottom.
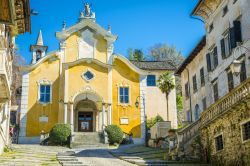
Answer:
[[39, 85, 51, 103], [37, 80, 52, 104], [119, 87, 129, 104]]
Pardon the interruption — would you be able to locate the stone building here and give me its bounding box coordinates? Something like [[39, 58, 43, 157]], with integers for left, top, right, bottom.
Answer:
[[0, 0, 30, 153], [18, 3, 178, 146], [176, 0, 250, 164]]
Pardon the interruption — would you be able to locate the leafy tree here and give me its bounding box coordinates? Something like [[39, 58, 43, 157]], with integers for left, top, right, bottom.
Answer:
[[157, 71, 175, 121], [149, 44, 184, 67], [128, 48, 145, 61], [147, 115, 164, 129]]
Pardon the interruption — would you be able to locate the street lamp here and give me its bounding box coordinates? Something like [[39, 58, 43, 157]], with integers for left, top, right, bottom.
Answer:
[[230, 44, 250, 76], [135, 95, 148, 146], [230, 60, 242, 76]]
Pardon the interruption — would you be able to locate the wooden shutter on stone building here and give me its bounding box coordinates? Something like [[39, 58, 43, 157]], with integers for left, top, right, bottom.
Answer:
[[213, 47, 218, 68], [220, 39, 226, 59], [206, 53, 212, 72], [230, 20, 242, 49]]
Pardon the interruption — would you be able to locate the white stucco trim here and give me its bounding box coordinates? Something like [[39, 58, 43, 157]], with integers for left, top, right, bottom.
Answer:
[[64, 68, 69, 102], [36, 79, 53, 105], [21, 51, 59, 72], [81, 68, 95, 82], [64, 58, 111, 69], [113, 55, 158, 75], [56, 19, 118, 42], [139, 75, 147, 142], [19, 73, 29, 140], [108, 66, 112, 124]]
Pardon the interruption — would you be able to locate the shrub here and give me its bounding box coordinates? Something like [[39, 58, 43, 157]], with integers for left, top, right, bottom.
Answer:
[[147, 115, 164, 128], [105, 125, 123, 145], [49, 124, 71, 145]]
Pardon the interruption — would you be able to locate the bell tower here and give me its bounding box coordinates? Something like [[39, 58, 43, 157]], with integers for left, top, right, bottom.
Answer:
[[30, 30, 48, 64]]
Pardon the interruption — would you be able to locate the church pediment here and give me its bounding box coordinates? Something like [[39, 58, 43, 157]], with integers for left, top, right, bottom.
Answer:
[[56, 19, 118, 42], [64, 58, 111, 69]]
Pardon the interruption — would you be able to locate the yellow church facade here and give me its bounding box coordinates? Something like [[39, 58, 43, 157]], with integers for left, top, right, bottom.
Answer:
[[19, 4, 177, 144]]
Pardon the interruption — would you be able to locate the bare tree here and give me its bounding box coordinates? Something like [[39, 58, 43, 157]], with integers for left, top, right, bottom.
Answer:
[[149, 44, 184, 67]]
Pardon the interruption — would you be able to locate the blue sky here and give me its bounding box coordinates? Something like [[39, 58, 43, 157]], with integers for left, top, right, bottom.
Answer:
[[15, 0, 205, 63]]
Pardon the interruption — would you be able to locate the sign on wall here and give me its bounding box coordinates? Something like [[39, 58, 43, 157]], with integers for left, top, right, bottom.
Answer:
[[39, 115, 48, 123], [120, 118, 129, 125]]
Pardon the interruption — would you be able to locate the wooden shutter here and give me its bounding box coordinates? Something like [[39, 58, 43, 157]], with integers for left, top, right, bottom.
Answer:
[[220, 39, 226, 59], [230, 27, 236, 49], [233, 21, 242, 43], [213, 47, 218, 68], [206, 53, 212, 72]]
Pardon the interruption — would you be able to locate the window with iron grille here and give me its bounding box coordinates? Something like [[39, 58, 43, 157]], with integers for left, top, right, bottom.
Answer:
[[242, 121, 250, 141], [227, 71, 234, 91], [215, 135, 224, 151]]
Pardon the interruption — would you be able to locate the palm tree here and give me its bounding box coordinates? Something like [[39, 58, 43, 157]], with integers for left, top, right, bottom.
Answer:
[[157, 71, 175, 121]]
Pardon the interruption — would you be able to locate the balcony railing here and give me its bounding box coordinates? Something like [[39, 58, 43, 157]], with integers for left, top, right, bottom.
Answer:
[[200, 77, 250, 127], [177, 119, 201, 146]]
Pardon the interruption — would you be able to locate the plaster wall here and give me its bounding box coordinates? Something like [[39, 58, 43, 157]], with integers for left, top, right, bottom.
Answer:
[[181, 48, 207, 122], [204, 0, 250, 106]]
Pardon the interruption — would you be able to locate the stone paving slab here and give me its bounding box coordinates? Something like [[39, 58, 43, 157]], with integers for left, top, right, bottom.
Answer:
[[0, 144, 69, 166]]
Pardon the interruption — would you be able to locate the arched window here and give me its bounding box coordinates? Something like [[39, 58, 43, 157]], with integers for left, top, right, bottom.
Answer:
[[195, 104, 200, 121], [36, 50, 42, 61]]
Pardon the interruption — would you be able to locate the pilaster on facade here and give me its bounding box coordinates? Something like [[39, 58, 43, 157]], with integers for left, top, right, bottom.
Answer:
[[139, 75, 147, 142], [19, 73, 29, 139]]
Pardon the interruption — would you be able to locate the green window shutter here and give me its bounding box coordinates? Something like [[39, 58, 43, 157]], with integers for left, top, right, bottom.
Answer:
[[206, 53, 212, 72], [220, 39, 226, 59]]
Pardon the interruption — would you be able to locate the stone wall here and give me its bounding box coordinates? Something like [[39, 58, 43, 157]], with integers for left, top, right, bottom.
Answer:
[[200, 101, 250, 165]]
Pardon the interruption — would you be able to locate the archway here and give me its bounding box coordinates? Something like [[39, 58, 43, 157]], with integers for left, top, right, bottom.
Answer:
[[74, 99, 98, 132], [71, 90, 105, 132]]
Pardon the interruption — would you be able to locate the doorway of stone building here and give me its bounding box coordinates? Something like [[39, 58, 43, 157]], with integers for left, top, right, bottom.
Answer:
[[78, 112, 93, 132]]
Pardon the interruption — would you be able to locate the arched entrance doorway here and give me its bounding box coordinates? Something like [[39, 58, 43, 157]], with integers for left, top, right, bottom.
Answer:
[[74, 99, 99, 132], [66, 88, 112, 133]]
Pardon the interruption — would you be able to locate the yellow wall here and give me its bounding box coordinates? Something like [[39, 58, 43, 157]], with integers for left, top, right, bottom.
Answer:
[[112, 59, 141, 138], [25, 27, 141, 139], [26, 57, 60, 136], [65, 31, 107, 64], [67, 62, 109, 102]]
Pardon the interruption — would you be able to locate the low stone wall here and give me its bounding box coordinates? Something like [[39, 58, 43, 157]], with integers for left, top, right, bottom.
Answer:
[[200, 101, 250, 165]]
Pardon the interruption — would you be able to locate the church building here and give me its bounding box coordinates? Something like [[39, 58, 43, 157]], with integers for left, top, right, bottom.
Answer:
[[19, 3, 177, 144]]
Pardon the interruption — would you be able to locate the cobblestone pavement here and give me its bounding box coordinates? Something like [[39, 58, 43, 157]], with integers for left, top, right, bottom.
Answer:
[[74, 148, 136, 166], [0, 144, 69, 166]]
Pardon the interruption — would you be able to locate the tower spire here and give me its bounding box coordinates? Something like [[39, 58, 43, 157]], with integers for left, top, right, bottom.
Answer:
[[36, 30, 44, 46]]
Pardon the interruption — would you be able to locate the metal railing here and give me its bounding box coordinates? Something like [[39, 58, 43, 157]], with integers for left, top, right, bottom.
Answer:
[[200, 77, 250, 127]]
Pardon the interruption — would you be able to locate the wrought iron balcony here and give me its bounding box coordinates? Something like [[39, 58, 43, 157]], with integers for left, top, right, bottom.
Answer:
[[200, 77, 250, 127]]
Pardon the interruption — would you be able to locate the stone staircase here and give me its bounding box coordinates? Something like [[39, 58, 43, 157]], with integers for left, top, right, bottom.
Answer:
[[70, 132, 107, 149]]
